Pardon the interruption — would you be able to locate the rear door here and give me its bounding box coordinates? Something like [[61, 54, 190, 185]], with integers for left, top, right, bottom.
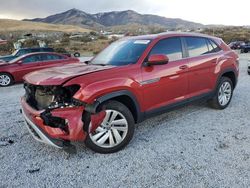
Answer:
[[141, 37, 189, 112], [184, 37, 221, 98]]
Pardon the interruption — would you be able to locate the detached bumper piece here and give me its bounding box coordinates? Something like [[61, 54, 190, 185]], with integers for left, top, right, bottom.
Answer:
[[40, 111, 69, 133], [21, 107, 77, 154]]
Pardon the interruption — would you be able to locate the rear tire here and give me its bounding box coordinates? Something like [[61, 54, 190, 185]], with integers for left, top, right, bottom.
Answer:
[[85, 100, 135, 154], [209, 77, 233, 109], [0, 73, 13, 87]]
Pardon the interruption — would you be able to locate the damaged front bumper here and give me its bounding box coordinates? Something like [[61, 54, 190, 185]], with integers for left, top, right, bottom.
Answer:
[[20, 97, 87, 152]]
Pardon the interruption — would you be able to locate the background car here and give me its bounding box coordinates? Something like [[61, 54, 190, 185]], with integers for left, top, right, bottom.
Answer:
[[240, 42, 250, 53], [0, 52, 79, 86], [0, 47, 54, 62], [229, 41, 245, 50]]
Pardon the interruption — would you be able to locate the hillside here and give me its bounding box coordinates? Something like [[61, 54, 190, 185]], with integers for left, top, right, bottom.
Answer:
[[0, 19, 91, 32], [24, 9, 203, 29]]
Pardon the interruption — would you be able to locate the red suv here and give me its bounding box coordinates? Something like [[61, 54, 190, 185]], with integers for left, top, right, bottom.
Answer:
[[21, 32, 239, 153]]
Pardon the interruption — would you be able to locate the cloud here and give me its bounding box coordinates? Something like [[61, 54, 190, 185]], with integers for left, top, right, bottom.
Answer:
[[0, 0, 162, 19], [0, 0, 250, 25]]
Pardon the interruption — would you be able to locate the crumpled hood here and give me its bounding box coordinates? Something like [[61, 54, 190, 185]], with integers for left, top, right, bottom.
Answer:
[[24, 63, 113, 86]]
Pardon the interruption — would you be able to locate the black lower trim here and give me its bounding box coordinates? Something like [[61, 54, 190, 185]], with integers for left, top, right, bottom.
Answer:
[[86, 90, 143, 123], [86, 90, 215, 123], [144, 92, 214, 119], [216, 68, 238, 89]]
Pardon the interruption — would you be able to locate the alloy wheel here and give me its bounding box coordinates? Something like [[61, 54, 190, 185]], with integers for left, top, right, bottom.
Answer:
[[89, 110, 128, 148], [0, 74, 11, 86], [218, 81, 232, 106]]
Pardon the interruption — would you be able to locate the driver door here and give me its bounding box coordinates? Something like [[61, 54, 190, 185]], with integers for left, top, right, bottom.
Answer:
[[141, 37, 189, 113]]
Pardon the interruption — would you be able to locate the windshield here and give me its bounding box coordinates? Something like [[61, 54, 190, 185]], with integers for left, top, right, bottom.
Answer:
[[8, 55, 24, 64], [90, 39, 151, 66]]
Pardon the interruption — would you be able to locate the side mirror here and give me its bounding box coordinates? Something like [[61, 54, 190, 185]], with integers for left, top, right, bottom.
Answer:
[[145, 54, 169, 66]]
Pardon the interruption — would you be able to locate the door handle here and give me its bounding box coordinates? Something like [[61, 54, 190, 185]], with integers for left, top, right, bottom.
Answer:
[[179, 65, 188, 70]]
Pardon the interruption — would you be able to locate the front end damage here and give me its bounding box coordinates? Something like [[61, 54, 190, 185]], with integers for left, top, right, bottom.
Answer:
[[21, 83, 104, 153]]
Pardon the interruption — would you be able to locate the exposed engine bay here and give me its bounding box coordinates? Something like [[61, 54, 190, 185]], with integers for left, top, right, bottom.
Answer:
[[23, 83, 104, 142], [24, 83, 82, 110]]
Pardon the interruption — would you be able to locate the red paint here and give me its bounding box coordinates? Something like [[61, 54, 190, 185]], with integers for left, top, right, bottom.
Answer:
[[21, 32, 239, 143], [90, 111, 106, 133], [148, 54, 169, 64], [21, 97, 86, 141]]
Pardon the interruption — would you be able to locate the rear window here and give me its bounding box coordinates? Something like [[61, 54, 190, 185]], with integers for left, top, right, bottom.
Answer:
[[185, 37, 209, 57], [22, 55, 41, 64], [41, 54, 65, 61], [185, 37, 221, 57], [208, 39, 221, 53]]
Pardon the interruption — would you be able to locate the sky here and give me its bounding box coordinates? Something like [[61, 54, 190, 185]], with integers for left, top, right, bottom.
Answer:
[[0, 0, 249, 26]]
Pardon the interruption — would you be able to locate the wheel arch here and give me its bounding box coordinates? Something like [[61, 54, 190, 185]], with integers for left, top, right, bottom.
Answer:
[[216, 68, 237, 89], [85, 90, 143, 123]]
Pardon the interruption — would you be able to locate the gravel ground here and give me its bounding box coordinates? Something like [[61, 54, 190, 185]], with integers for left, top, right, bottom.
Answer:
[[0, 53, 250, 188]]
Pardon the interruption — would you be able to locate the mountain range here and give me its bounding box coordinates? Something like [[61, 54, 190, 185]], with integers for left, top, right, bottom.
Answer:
[[24, 9, 203, 29]]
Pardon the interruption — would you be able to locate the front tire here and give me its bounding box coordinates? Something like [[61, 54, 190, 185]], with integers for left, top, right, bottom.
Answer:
[[85, 100, 135, 154], [0, 73, 13, 87], [209, 77, 233, 109]]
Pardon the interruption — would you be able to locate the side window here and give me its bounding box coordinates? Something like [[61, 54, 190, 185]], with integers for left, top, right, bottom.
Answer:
[[22, 55, 40, 64], [53, 55, 65, 60], [185, 37, 209, 57], [40, 54, 49, 61], [150, 37, 183, 61], [41, 54, 65, 62], [208, 39, 221, 53]]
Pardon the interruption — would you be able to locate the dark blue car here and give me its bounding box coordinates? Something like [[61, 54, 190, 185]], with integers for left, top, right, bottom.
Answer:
[[240, 43, 250, 53]]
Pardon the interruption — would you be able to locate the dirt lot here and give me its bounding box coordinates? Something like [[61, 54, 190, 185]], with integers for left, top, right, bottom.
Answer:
[[0, 53, 250, 188]]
